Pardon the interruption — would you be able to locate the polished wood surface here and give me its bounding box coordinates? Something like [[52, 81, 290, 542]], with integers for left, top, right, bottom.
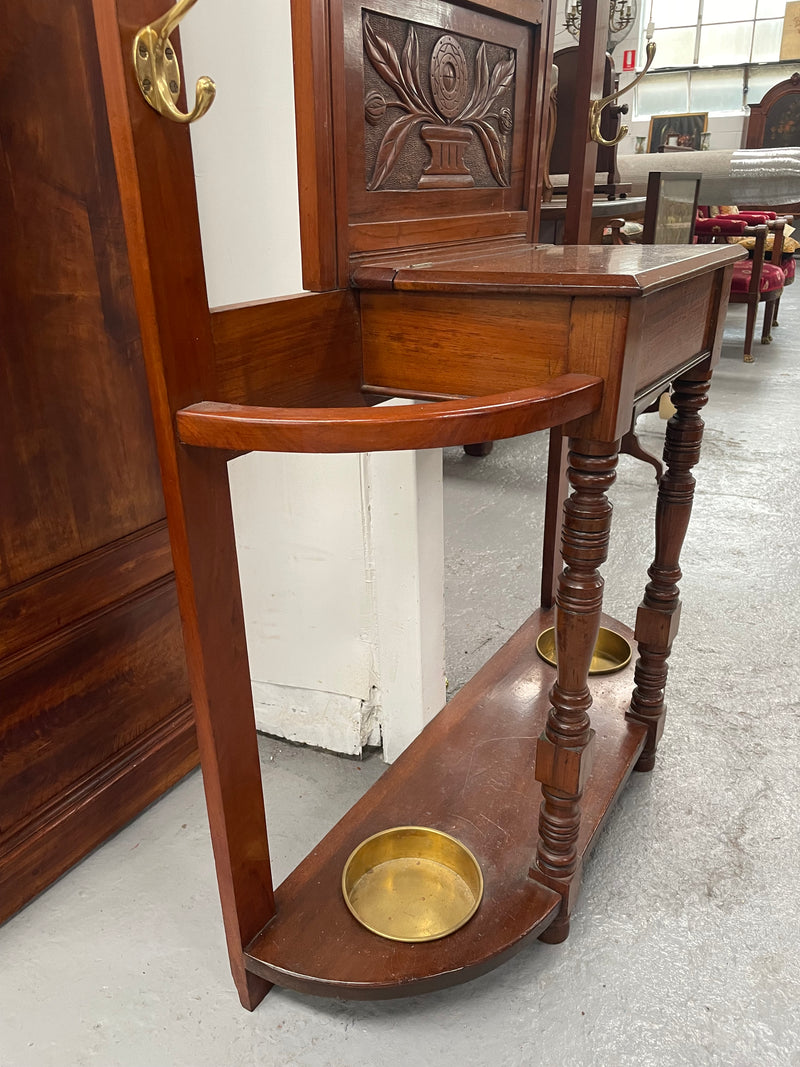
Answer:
[[354, 242, 742, 296], [563, 1, 608, 244], [627, 366, 711, 769], [95, 0, 275, 1011], [0, 0, 195, 923], [210, 291, 365, 408], [177, 376, 603, 454], [245, 608, 645, 998], [534, 441, 619, 942]]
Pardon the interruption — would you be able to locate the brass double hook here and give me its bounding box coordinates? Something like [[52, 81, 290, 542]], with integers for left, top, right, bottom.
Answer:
[[589, 40, 656, 148], [133, 0, 216, 124]]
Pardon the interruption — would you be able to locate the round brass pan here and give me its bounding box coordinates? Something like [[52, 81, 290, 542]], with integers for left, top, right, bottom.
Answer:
[[342, 826, 483, 942], [535, 626, 632, 675]]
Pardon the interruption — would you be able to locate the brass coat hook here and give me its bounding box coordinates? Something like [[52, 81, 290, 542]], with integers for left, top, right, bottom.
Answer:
[[133, 0, 216, 124], [589, 40, 656, 148]]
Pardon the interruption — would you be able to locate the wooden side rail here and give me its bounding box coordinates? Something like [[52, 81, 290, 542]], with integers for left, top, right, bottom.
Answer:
[[175, 374, 604, 454]]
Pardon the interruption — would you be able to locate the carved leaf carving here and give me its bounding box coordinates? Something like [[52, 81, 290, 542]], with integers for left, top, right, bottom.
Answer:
[[471, 118, 508, 187], [401, 26, 423, 104], [460, 43, 490, 122], [363, 17, 417, 111], [460, 47, 515, 123], [367, 113, 424, 191], [485, 55, 516, 116]]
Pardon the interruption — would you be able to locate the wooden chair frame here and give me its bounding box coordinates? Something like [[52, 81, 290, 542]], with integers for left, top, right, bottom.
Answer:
[[696, 218, 785, 362]]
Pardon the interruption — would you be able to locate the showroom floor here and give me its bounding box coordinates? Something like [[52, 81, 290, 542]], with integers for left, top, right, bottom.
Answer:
[[1, 292, 799, 1067]]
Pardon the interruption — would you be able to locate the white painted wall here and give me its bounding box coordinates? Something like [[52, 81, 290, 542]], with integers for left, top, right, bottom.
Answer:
[[180, 1, 445, 762]]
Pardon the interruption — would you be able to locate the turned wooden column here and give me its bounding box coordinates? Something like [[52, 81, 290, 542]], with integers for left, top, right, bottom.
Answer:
[[627, 367, 712, 771], [532, 439, 618, 941]]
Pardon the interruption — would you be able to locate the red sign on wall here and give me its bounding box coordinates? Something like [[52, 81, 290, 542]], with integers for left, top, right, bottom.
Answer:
[[622, 49, 636, 71]]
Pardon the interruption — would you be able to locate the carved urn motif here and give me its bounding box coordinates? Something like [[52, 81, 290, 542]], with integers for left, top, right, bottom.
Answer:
[[362, 16, 515, 191]]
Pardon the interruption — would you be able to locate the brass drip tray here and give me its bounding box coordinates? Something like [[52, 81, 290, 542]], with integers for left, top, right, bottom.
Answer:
[[342, 827, 484, 942], [536, 626, 632, 675]]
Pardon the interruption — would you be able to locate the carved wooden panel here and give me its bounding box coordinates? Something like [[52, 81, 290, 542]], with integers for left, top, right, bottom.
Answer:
[[337, 0, 539, 254], [362, 13, 516, 191]]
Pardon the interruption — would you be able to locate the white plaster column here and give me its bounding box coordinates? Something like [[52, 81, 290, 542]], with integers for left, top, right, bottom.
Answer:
[[180, 0, 445, 761]]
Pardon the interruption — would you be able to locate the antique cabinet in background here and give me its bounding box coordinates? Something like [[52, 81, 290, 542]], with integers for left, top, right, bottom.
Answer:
[[0, 0, 196, 922]]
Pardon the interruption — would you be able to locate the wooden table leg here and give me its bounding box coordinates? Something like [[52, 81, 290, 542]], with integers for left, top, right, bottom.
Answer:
[[626, 366, 712, 771], [532, 438, 619, 942], [540, 428, 569, 610]]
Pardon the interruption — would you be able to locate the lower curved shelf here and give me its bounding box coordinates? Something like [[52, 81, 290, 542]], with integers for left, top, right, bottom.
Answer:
[[244, 609, 647, 999]]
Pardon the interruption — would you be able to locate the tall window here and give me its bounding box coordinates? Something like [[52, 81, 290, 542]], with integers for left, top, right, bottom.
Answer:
[[645, 0, 786, 68], [634, 2, 797, 117]]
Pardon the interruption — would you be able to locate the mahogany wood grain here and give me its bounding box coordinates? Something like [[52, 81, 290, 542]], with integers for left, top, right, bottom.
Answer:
[[0, 522, 173, 662], [533, 440, 618, 941], [0, 577, 188, 831], [360, 290, 570, 395], [0, 703, 197, 926], [356, 244, 742, 448], [563, 0, 608, 245], [0, 5, 165, 591], [244, 608, 646, 999], [0, 0, 194, 922], [291, 0, 339, 290], [94, 0, 274, 1011], [627, 364, 712, 770], [210, 291, 364, 408], [177, 378, 603, 454], [355, 243, 744, 298], [348, 213, 529, 256], [525, 0, 555, 242], [540, 429, 569, 610]]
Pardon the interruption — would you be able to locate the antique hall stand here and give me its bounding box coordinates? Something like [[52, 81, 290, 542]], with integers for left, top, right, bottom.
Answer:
[[93, 0, 741, 1009]]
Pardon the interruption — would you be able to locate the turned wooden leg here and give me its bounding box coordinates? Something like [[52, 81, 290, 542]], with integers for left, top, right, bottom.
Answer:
[[743, 299, 757, 363], [761, 299, 775, 345], [626, 368, 711, 772], [540, 428, 569, 610], [532, 439, 619, 941], [773, 293, 782, 327]]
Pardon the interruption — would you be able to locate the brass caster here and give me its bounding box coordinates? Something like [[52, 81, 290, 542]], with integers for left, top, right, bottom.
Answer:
[[743, 352, 755, 363], [774, 318, 780, 327], [761, 335, 772, 345]]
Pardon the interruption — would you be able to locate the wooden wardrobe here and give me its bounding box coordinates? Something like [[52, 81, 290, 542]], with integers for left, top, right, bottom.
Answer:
[[0, 0, 196, 923]]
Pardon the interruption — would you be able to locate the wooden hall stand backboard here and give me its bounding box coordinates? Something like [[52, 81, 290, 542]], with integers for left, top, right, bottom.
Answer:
[[93, 0, 743, 1009]]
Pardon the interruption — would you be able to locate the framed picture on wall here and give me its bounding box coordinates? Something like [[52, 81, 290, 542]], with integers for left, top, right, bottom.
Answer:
[[647, 113, 708, 153]]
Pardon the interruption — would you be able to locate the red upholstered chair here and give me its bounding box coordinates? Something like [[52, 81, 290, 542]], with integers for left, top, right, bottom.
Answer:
[[695, 217, 785, 362], [719, 211, 795, 327]]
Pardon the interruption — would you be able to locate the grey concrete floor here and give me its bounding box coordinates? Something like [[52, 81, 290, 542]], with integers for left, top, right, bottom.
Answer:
[[2, 291, 800, 1066]]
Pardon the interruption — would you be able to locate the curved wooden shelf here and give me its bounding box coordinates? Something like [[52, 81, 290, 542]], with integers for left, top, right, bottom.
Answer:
[[243, 609, 647, 999], [175, 374, 603, 454]]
